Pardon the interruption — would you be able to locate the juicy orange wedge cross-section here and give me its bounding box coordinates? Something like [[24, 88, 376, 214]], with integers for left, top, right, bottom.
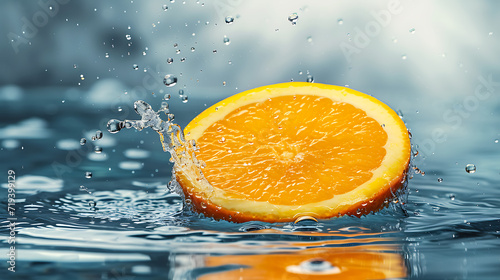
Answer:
[[175, 82, 411, 222]]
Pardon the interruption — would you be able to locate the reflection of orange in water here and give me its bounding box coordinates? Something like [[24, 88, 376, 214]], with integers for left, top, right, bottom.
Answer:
[[198, 245, 406, 280], [176, 82, 411, 222]]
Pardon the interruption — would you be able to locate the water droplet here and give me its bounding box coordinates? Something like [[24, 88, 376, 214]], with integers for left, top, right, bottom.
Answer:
[[164, 93, 171, 100], [162, 4, 168, 11], [450, 194, 456, 200], [181, 95, 188, 103], [180, 57, 186, 62], [191, 47, 195, 52], [85, 172, 92, 178], [200, 202, 207, 209], [218, 137, 226, 143], [401, 54, 407, 60], [409, 28, 415, 34], [125, 34, 132, 40], [288, 13, 299, 25], [107, 119, 123, 133], [94, 146, 103, 153], [337, 18, 343, 25], [80, 138, 86, 145], [105, 53, 109, 58], [89, 201, 96, 207], [306, 75, 314, 83], [167, 57, 173, 64], [178, 89, 184, 96], [223, 36, 231, 45], [294, 215, 318, 224], [213, 49, 217, 54], [494, 139, 499, 143], [437, 177, 443, 183], [225, 16, 234, 24], [307, 36, 313, 43], [95, 130, 103, 140], [132, 64, 138, 70], [222, 81, 226, 86], [163, 75, 178, 87], [465, 164, 476, 173], [79, 185, 87, 191]]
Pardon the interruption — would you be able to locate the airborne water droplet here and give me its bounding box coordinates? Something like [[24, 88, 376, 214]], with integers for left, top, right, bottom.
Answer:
[[107, 119, 123, 133], [288, 13, 299, 25], [181, 95, 188, 103], [225, 16, 234, 24], [94, 146, 103, 153], [223, 36, 231, 45], [409, 28, 416, 34], [80, 138, 86, 145], [162, 4, 168, 11], [125, 34, 132, 40], [167, 57, 173, 64], [95, 130, 103, 140], [132, 64, 138, 70], [306, 75, 314, 83], [437, 177, 443, 183], [465, 164, 476, 173], [337, 18, 343, 25], [163, 75, 178, 87], [85, 172, 92, 178]]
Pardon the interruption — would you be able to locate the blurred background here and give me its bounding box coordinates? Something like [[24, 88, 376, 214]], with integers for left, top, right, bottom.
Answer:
[[1, 0, 499, 196], [1, 1, 500, 279], [1, 0, 499, 158]]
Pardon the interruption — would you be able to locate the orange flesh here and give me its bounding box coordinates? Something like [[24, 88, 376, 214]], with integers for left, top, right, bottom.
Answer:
[[195, 95, 387, 206]]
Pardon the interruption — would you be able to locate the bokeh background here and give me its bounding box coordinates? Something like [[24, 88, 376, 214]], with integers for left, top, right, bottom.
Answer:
[[1, 1, 500, 279], [1, 0, 499, 164]]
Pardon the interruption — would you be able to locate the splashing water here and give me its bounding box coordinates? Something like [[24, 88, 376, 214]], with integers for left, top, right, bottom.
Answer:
[[107, 100, 212, 199]]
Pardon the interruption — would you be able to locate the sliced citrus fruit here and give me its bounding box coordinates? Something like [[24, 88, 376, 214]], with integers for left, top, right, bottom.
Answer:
[[175, 82, 411, 222]]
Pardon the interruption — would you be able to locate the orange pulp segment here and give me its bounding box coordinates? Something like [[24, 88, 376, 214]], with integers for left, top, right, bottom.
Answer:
[[175, 82, 411, 222]]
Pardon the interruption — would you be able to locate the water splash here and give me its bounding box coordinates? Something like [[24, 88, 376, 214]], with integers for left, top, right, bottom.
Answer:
[[107, 100, 212, 200]]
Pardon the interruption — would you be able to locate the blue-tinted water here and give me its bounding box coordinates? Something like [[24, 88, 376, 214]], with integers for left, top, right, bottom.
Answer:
[[2, 1, 500, 279], [1, 86, 499, 279]]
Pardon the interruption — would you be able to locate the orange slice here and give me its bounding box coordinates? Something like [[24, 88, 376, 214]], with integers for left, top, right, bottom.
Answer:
[[175, 82, 411, 222]]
